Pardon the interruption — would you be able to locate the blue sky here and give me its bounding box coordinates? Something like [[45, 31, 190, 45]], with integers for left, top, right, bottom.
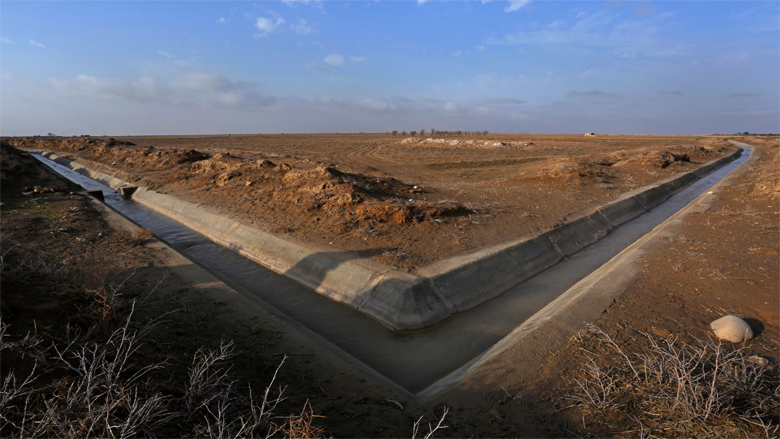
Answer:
[[2, 1, 778, 135]]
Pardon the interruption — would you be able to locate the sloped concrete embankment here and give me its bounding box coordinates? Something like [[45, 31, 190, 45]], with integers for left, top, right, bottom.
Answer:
[[37, 149, 742, 333]]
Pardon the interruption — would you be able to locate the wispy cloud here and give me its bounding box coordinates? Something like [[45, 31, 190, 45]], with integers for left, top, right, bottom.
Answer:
[[484, 9, 669, 63], [658, 89, 683, 95], [505, 0, 532, 13], [729, 92, 760, 98], [567, 90, 621, 98], [577, 68, 599, 78], [292, 18, 317, 36], [1, 37, 16, 45], [217, 17, 227, 24], [48, 68, 276, 109], [255, 16, 286, 36], [349, 56, 365, 62], [29, 40, 46, 49], [157, 50, 176, 59], [472, 97, 527, 105], [282, 0, 322, 8], [324, 54, 344, 66], [310, 54, 351, 72]]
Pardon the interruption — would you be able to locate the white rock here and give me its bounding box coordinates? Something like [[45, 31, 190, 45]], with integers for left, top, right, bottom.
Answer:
[[710, 315, 754, 343]]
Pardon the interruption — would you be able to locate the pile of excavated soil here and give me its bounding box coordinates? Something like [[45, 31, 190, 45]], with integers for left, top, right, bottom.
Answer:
[[6, 135, 737, 269]]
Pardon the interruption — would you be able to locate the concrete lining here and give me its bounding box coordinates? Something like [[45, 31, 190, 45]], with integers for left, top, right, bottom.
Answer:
[[34, 148, 743, 332], [597, 196, 648, 226]]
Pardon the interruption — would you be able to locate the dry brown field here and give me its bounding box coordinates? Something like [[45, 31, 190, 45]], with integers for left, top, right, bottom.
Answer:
[[9, 133, 738, 269]]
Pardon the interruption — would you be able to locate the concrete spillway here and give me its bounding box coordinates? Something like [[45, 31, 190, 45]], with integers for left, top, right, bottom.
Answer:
[[30, 144, 751, 395]]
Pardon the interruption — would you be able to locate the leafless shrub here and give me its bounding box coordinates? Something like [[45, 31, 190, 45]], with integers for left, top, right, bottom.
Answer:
[[0, 362, 38, 435], [411, 406, 449, 439], [711, 267, 733, 280], [568, 325, 779, 438], [566, 357, 623, 415], [358, 224, 380, 238], [275, 400, 326, 439], [184, 340, 239, 421], [2, 234, 301, 438], [6, 323, 48, 364], [46, 304, 173, 438], [0, 303, 174, 438], [190, 352, 288, 439], [383, 246, 411, 260]]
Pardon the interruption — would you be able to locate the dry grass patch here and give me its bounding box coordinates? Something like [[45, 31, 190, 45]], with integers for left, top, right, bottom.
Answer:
[[567, 325, 779, 438]]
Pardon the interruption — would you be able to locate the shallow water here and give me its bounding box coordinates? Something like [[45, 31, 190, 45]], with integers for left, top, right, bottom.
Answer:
[[32, 148, 749, 393]]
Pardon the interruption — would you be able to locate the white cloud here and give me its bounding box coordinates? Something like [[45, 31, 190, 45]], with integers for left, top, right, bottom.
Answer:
[[29, 40, 46, 49], [217, 17, 227, 24], [349, 56, 365, 62], [292, 18, 316, 36], [451, 50, 462, 57], [157, 50, 176, 59], [359, 98, 391, 110], [577, 68, 599, 78], [324, 54, 344, 66], [255, 16, 286, 36], [1, 37, 16, 45], [476, 45, 485, 51], [282, 0, 322, 8], [47, 68, 276, 109], [505, 0, 532, 12]]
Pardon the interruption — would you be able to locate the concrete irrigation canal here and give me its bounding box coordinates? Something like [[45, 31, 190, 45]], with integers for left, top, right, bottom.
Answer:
[[30, 142, 752, 396]]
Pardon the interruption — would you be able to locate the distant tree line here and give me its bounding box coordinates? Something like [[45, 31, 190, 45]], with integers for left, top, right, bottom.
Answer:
[[390, 129, 489, 137]]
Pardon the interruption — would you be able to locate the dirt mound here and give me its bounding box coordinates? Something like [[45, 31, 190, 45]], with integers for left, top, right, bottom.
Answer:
[[612, 149, 690, 169], [5, 137, 212, 173], [401, 137, 532, 148], [750, 151, 780, 199], [517, 157, 610, 182], [266, 164, 465, 224], [1, 142, 76, 195], [8, 137, 470, 228], [1, 141, 32, 183]]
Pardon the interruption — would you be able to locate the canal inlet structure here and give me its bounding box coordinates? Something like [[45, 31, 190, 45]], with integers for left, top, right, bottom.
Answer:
[[28, 141, 754, 398]]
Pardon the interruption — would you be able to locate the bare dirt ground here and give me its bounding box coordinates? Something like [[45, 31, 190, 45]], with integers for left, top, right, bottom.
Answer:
[[7, 134, 737, 269], [2, 136, 777, 438]]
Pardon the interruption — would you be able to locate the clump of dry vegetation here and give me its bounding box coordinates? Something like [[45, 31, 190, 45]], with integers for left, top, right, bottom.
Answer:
[[567, 325, 779, 438], [0, 245, 312, 438]]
